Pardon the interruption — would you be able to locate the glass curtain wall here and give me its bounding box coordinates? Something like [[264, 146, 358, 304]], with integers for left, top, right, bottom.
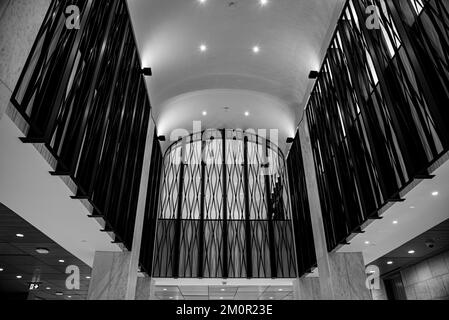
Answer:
[[153, 130, 297, 279]]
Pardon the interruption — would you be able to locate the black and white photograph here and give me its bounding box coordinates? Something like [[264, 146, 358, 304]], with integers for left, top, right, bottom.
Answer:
[[0, 0, 448, 314]]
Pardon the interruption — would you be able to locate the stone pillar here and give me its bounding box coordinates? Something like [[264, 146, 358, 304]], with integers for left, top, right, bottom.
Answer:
[[125, 118, 156, 300], [0, 0, 51, 121], [87, 251, 132, 300], [136, 277, 156, 300], [299, 118, 371, 300], [87, 117, 156, 300], [293, 277, 321, 300]]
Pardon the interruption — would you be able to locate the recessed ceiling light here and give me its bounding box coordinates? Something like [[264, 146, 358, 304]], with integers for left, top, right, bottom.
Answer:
[[269, 297, 274, 300], [36, 248, 50, 254], [408, 250, 415, 254], [219, 297, 224, 300], [199, 44, 207, 52], [393, 220, 398, 225], [16, 233, 24, 238], [278, 289, 283, 292], [432, 191, 439, 196], [0, 268, 4, 272], [58, 259, 65, 263], [253, 46, 260, 54], [169, 297, 173, 299], [410, 206, 415, 209], [55, 292, 63, 296], [86, 276, 91, 279], [364, 241, 370, 245], [260, 0, 269, 6], [68, 296, 72, 298], [387, 261, 393, 265], [46, 287, 51, 290], [245, 111, 250, 117], [202, 111, 207, 116], [220, 288, 225, 292], [198, 0, 207, 4], [16, 275, 22, 279]]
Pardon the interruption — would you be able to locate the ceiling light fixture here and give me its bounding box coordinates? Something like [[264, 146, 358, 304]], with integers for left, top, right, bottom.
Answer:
[[16, 233, 24, 238], [36, 248, 50, 254], [410, 206, 415, 209], [364, 241, 370, 245], [199, 44, 207, 52], [432, 191, 439, 196], [202, 111, 207, 116], [0, 268, 4, 272], [393, 220, 398, 225], [58, 259, 65, 263], [46, 287, 51, 290], [408, 250, 415, 254], [16, 275, 22, 279], [86, 276, 91, 279], [253, 46, 260, 54], [260, 0, 269, 6], [198, 0, 207, 4], [221, 288, 225, 292], [245, 111, 250, 117], [55, 292, 63, 296], [387, 261, 393, 265]]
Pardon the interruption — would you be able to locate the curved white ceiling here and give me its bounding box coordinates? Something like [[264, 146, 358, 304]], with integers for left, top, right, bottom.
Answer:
[[157, 89, 296, 151], [127, 0, 345, 151]]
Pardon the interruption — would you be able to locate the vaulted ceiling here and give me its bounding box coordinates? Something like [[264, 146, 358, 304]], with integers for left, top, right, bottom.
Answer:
[[127, 0, 345, 152]]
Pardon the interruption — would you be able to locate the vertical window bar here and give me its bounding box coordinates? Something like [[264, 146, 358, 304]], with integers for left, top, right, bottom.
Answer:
[[243, 135, 252, 278], [222, 129, 229, 278], [173, 140, 186, 278], [198, 137, 206, 277], [264, 139, 278, 278]]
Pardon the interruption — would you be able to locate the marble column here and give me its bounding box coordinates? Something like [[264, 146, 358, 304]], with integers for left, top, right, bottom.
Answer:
[[87, 117, 156, 300], [299, 118, 371, 300], [293, 277, 321, 300], [87, 251, 132, 300], [125, 118, 156, 300], [0, 0, 51, 121], [136, 277, 156, 300]]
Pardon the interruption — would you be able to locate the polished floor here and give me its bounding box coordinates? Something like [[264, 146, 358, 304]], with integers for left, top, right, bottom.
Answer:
[[154, 285, 294, 300]]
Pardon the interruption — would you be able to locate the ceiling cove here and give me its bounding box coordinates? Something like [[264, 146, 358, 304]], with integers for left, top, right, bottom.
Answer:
[[127, 0, 345, 151]]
